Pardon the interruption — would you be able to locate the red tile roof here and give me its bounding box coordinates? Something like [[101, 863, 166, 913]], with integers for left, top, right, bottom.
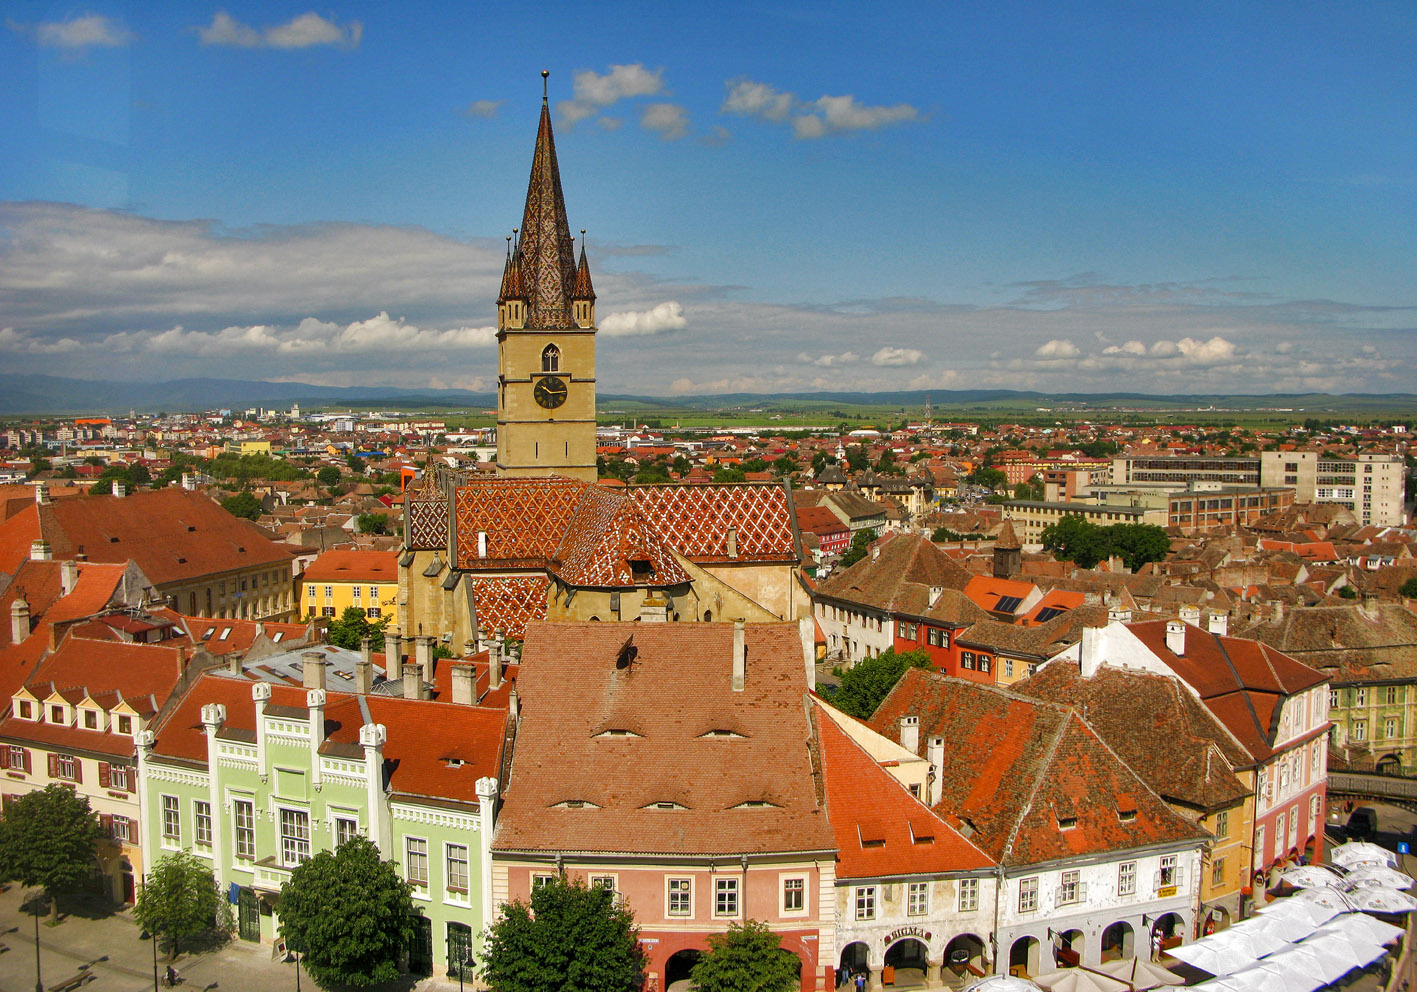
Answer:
[[468, 577, 550, 639], [302, 550, 399, 584], [816, 703, 993, 879], [495, 622, 834, 856]]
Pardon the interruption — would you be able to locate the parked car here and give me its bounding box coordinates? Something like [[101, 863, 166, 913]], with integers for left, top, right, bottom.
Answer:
[[1345, 806, 1379, 841]]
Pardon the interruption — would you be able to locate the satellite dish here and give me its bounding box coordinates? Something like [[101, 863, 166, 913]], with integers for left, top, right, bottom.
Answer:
[[615, 635, 637, 671]]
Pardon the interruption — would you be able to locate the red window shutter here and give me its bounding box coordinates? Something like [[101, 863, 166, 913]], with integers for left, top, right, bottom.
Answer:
[[99, 813, 113, 837], [98, 762, 111, 789], [0, 748, 9, 770], [21, 750, 30, 774], [47, 753, 59, 778], [72, 759, 82, 785]]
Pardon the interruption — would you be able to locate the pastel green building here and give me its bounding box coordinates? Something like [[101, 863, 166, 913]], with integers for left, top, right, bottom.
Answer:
[[137, 664, 505, 978]]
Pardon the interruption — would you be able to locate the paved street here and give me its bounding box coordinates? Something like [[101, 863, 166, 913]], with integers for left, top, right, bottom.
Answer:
[[0, 884, 464, 992]]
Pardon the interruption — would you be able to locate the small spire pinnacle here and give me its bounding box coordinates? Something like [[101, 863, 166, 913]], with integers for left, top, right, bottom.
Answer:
[[505, 234, 512, 259], [542, 69, 549, 103]]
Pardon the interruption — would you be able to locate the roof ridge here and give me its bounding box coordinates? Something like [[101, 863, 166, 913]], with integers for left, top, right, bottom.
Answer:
[[1002, 707, 1071, 862]]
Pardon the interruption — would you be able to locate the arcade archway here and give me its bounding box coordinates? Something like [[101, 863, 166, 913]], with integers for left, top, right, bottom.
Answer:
[[1101, 921, 1134, 962], [1009, 936, 1041, 978]]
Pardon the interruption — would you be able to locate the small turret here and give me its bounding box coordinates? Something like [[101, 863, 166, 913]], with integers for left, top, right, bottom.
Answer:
[[572, 230, 596, 329], [498, 232, 528, 331]]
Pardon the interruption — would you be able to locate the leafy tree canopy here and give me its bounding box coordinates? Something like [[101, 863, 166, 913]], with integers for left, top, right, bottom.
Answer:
[[1040, 515, 1171, 571], [279, 836, 416, 987], [325, 606, 389, 650], [481, 874, 643, 992], [221, 491, 263, 520], [691, 919, 801, 992], [965, 466, 1007, 491], [712, 466, 747, 483], [1400, 576, 1417, 599], [1336, 585, 1358, 599], [836, 528, 877, 570], [1013, 475, 1045, 502], [316, 466, 342, 488], [356, 512, 389, 534], [830, 647, 932, 719], [206, 453, 309, 482], [0, 783, 103, 919], [932, 526, 985, 542], [134, 851, 226, 959]]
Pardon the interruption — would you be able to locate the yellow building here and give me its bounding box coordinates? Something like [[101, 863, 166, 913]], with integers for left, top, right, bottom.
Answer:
[[299, 549, 400, 626], [495, 79, 598, 483]]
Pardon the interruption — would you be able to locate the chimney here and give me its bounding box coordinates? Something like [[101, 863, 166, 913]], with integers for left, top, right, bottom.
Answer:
[[1271, 600, 1285, 623], [301, 651, 327, 691], [30, 539, 51, 562], [900, 715, 920, 754], [384, 628, 402, 677], [508, 687, 520, 722], [59, 560, 78, 597], [403, 661, 425, 700], [1107, 607, 1132, 625], [416, 636, 434, 684], [477, 531, 488, 558], [307, 689, 326, 789], [489, 639, 503, 691], [871, 542, 880, 562], [1207, 611, 1229, 636], [1165, 620, 1186, 656], [33, 482, 49, 505], [354, 654, 373, 695], [1361, 592, 1379, 615], [1179, 604, 1201, 626], [226, 650, 241, 676], [927, 736, 945, 806], [732, 619, 746, 692], [726, 526, 738, 559], [451, 663, 475, 705], [1080, 624, 1105, 677], [11, 598, 31, 644], [112, 480, 126, 498], [182, 473, 197, 490], [928, 586, 944, 608]]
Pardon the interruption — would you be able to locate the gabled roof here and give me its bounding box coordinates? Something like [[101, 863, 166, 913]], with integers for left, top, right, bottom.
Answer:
[[469, 576, 550, 639], [816, 532, 972, 611], [303, 549, 399, 584], [816, 701, 993, 879], [1233, 602, 1417, 684], [27, 636, 187, 710], [868, 669, 1207, 867], [495, 622, 834, 856]]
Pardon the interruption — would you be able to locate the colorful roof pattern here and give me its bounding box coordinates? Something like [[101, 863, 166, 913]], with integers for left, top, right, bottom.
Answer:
[[626, 483, 800, 563], [455, 477, 588, 569], [515, 97, 579, 329], [469, 576, 550, 639], [495, 622, 834, 856], [551, 487, 689, 588]]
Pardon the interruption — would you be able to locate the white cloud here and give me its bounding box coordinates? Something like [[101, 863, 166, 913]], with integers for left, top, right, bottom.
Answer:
[[197, 11, 361, 49], [1035, 338, 1082, 359], [641, 103, 688, 140], [600, 301, 686, 337], [463, 100, 502, 118], [722, 79, 795, 122], [871, 346, 923, 366], [1101, 340, 1148, 356], [0, 327, 82, 353], [32, 14, 134, 48], [557, 64, 664, 126], [1173, 335, 1236, 364], [795, 94, 919, 139], [101, 313, 496, 356], [798, 351, 858, 367]]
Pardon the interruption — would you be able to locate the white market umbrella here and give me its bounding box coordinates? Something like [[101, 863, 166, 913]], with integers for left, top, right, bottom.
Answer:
[[1278, 885, 1357, 914], [1347, 886, 1417, 914], [1093, 956, 1186, 989], [1189, 978, 1249, 992], [1257, 893, 1346, 927], [1224, 961, 1308, 992], [1296, 933, 1380, 977], [965, 978, 1044, 992], [1261, 943, 1353, 987], [1275, 864, 1346, 889], [1165, 930, 1265, 976], [1329, 841, 1398, 869], [1230, 911, 1315, 945], [1319, 912, 1406, 945], [1033, 968, 1130, 992], [1342, 864, 1414, 890], [1224, 917, 1292, 958]]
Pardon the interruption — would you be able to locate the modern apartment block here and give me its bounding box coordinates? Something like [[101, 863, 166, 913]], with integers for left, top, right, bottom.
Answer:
[[1110, 452, 1406, 526]]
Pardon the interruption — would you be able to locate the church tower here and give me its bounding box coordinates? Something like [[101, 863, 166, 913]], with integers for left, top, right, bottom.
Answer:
[[496, 72, 598, 483]]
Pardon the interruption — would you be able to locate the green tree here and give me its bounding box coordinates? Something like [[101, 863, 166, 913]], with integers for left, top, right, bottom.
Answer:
[[481, 874, 643, 992], [0, 784, 103, 921], [221, 491, 264, 520], [1040, 515, 1107, 568], [845, 444, 870, 473], [1400, 576, 1417, 599], [134, 851, 226, 959], [634, 463, 671, 484], [279, 837, 416, 987], [671, 455, 692, 476], [1337, 585, 1358, 599], [965, 466, 1007, 491], [325, 606, 389, 651], [830, 647, 932, 719], [1014, 475, 1045, 501], [316, 466, 342, 488], [713, 466, 747, 483], [1105, 522, 1171, 572], [836, 528, 877, 570], [691, 919, 801, 992], [356, 512, 389, 534]]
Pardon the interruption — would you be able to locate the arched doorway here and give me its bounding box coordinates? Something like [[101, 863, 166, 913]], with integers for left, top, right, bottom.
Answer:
[[885, 938, 929, 983], [839, 941, 870, 984], [1009, 936, 1040, 978], [1378, 753, 1402, 776], [1101, 922, 1133, 962], [1151, 912, 1184, 957], [1056, 929, 1084, 967], [665, 949, 702, 988], [944, 934, 986, 979], [1202, 906, 1231, 935]]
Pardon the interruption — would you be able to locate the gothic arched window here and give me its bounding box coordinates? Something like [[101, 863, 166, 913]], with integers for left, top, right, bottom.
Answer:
[[541, 344, 561, 373]]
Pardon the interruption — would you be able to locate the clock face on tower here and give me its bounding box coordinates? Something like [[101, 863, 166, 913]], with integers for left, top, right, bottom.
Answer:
[[533, 375, 568, 410]]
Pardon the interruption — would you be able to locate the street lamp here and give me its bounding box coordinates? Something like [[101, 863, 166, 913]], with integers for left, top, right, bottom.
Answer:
[[33, 897, 42, 992]]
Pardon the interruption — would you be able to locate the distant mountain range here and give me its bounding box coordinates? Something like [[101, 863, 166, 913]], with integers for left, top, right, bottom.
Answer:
[[1, 373, 1416, 417]]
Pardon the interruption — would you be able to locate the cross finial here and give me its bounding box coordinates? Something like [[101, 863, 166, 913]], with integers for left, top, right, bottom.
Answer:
[[542, 69, 549, 102]]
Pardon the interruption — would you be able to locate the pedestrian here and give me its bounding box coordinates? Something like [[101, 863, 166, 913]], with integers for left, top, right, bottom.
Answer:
[[1203, 917, 1216, 937], [855, 971, 866, 992], [1151, 929, 1163, 963]]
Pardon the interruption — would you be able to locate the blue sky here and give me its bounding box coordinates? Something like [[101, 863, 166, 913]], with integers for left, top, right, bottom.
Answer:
[[2, 1, 1415, 396]]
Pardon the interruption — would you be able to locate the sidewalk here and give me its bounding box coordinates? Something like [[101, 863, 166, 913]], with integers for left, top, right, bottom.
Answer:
[[0, 884, 467, 992]]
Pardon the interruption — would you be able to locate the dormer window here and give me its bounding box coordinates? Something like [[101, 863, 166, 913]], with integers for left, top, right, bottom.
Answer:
[[1117, 808, 1137, 822], [732, 800, 778, 809], [541, 344, 561, 373], [699, 729, 746, 739], [83, 709, 99, 731], [17, 700, 32, 720], [1057, 816, 1077, 830], [629, 559, 653, 583], [117, 715, 133, 735], [645, 801, 686, 810], [51, 705, 65, 724], [552, 799, 601, 809], [595, 729, 641, 738]]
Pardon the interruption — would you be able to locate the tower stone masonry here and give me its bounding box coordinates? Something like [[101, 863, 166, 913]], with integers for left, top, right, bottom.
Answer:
[[495, 76, 598, 483]]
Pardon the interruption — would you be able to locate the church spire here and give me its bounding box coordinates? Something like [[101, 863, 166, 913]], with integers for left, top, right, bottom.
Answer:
[[515, 72, 578, 329], [573, 231, 596, 301]]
